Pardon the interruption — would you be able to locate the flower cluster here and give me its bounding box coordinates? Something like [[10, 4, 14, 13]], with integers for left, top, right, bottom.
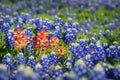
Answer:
[[33, 29, 60, 51], [70, 40, 120, 68], [6, 28, 30, 50], [13, 28, 30, 50], [1, 49, 120, 80], [64, 19, 79, 44], [40, 52, 58, 68], [33, 29, 49, 49]]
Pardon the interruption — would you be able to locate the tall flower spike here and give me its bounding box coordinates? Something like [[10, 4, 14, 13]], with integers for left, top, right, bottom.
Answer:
[[113, 66, 120, 80], [35, 63, 47, 78], [27, 56, 36, 69], [73, 59, 89, 79], [89, 64, 107, 80], [49, 52, 58, 66], [50, 65, 64, 79], [23, 66, 38, 80], [16, 53, 25, 66], [40, 55, 51, 68], [0, 64, 9, 80], [2, 53, 14, 70], [50, 36, 59, 47], [66, 57, 73, 70]]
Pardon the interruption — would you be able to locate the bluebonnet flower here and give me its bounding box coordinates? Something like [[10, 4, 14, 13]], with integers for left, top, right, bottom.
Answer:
[[13, 12, 19, 19], [70, 40, 88, 59], [58, 71, 77, 80], [90, 37, 96, 44], [36, 6, 45, 14], [12, 65, 25, 80], [78, 39, 87, 48], [108, 23, 116, 31], [117, 46, 120, 59], [112, 42, 120, 60], [6, 38, 14, 48], [65, 57, 73, 70], [27, 56, 36, 69], [50, 65, 64, 79], [35, 63, 47, 78], [16, 53, 26, 66], [16, 24, 23, 29], [113, 66, 120, 80], [73, 59, 90, 79], [67, 18, 73, 26], [2, 53, 14, 70], [4, 15, 11, 24], [40, 52, 58, 68], [90, 7, 96, 14], [40, 55, 51, 68], [106, 45, 118, 58], [0, 64, 9, 80], [49, 52, 58, 66], [12, 17, 18, 25], [64, 31, 77, 44], [104, 30, 110, 38], [89, 64, 107, 80], [80, 6, 84, 12], [23, 66, 38, 80], [48, 9, 58, 16], [34, 19, 41, 32], [85, 23, 91, 31], [83, 54, 98, 68], [50, 31, 62, 40], [105, 18, 109, 24], [114, 19, 119, 27], [6, 30, 14, 47], [27, 43, 33, 51], [93, 42, 106, 62], [0, 17, 3, 26], [70, 43, 80, 59], [12, 65, 38, 80], [17, 18, 25, 28], [103, 43, 109, 50], [64, 22, 79, 44], [1, 23, 10, 35], [102, 62, 115, 79], [55, 25, 62, 32], [54, 16, 60, 25], [115, 13, 120, 19], [23, 27, 33, 40], [40, 73, 50, 80], [21, 13, 30, 23]]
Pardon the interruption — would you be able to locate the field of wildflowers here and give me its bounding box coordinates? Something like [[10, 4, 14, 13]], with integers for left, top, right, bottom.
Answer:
[[0, 0, 120, 80]]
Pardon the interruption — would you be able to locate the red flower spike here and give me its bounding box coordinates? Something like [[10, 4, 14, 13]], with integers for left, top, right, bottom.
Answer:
[[21, 34, 29, 41], [50, 36, 59, 47], [13, 28, 30, 50], [56, 47, 66, 56], [14, 38, 27, 50], [37, 29, 49, 37], [14, 28, 23, 35]]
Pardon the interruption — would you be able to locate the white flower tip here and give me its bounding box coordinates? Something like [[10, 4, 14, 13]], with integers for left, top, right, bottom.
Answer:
[[29, 56, 34, 59], [55, 65, 61, 70], [35, 63, 42, 70], [94, 64, 104, 72], [76, 59, 85, 66], [0, 64, 7, 70], [18, 65, 25, 72], [24, 66, 33, 76]]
